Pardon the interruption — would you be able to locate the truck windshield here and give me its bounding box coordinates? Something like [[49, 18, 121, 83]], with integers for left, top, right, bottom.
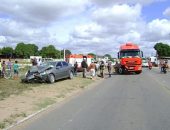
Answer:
[[120, 50, 140, 58]]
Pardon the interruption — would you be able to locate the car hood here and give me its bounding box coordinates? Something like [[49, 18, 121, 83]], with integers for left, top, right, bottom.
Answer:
[[29, 65, 54, 73]]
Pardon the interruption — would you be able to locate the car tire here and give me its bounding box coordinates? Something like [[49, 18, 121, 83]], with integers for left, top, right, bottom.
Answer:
[[48, 74, 55, 83], [69, 71, 74, 79]]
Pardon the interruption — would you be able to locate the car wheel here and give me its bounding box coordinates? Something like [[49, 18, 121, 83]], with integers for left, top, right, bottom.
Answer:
[[48, 74, 55, 83], [69, 71, 74, 79]]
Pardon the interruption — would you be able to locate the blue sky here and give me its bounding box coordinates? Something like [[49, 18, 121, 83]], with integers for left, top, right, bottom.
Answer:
[[0, 0, 170, 57], [142, 0, 170, 21]]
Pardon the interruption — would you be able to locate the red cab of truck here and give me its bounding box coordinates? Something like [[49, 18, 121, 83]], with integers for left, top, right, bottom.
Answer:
[[116, 42, 143, 74]]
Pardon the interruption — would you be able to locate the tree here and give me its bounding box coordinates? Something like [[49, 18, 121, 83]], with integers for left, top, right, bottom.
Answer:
[[15, 42, 39, 58], [154, 42, 170, 57], [0, 48, 2, 55], [40, 45, 59, 58], [1, 47, 14, 57], [88, 53, 96, 59], [104, 54, 112, 59], [60, 49, 72, 58]]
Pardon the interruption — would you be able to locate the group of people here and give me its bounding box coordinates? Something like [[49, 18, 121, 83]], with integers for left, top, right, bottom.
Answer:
[[73, 59, 112, 79], [148, 58, 169, 73], [159, 59, 169, 73], [0, 58, 19, 79]]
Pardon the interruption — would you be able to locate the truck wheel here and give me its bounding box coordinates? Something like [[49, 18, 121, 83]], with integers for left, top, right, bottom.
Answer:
[[48, 74, 55, 83], [118, 68, 123, 74], [135, 71, 142, 74]]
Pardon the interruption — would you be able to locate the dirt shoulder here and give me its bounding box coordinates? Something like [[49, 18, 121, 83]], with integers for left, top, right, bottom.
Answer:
[[0, 75, 102, 130]]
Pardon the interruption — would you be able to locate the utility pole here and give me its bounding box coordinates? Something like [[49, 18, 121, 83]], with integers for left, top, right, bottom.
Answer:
[[64, 49, 65, 61]]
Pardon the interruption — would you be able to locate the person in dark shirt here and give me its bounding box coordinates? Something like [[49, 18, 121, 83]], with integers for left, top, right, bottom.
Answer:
[[74, 61, 78, 76], [100, 61, 105, 78], [81, 59, 88, 78]]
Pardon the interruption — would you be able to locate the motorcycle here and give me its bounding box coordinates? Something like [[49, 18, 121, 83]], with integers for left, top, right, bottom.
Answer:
[[161, 64, 167, 74], [148, 62, 152, 70]]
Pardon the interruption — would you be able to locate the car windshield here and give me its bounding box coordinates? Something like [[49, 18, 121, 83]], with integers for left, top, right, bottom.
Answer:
[[41, 62, 56, 67], [120, 50, 140, 58]]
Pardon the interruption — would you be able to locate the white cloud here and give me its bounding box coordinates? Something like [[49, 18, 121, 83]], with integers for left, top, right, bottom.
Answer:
[[163, 7, 170, 17], [0, 0, 89, 27], [90, 0, 164, 7], [0, 0, 170, 57], [143, 19, 170, 41]]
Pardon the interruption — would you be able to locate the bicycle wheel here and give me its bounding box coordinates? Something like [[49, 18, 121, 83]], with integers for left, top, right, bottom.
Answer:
[[4, 69, 12, 79]]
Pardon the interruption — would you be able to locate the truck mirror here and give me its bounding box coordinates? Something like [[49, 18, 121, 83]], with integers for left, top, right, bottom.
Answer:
[[117, 52, 120, 59], [141, 51, 143, 57]]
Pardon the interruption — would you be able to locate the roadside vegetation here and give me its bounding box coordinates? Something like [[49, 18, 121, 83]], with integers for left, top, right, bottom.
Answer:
[[0, 69, 97, 129]]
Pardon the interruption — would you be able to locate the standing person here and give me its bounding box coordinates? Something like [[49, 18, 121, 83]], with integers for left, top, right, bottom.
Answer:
[[95, 61, 99, 76], [0, 59, 2, 77], [148, 58, 152, 70], [107, 61, 112, 77], [32, 58, 38, 66], [37, 58, 42, 66], [159, 59, 164, 72], [81, 59, 88, 78], [2, 61, 6, 77], [100, 61, 105, 78], [74, 61, 78, 76], [89, 61, 96, 80], [13, 60, 19, 80], [7, 58, 12, 72]]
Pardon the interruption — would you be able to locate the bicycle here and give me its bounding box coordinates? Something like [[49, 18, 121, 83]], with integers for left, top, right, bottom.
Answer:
[[4, 68, 12, 79]]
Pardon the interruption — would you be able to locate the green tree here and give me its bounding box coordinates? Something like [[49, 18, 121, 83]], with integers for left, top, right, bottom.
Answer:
[[40, 45, 59, 58], [15, 42, 27, 58], [25, 44, 39, 57], [154, 42, 170, 57], [1, 47, 14, 57], [15, 42, 39, 58], [0, 48, 2, 55], [60, 49, 72, 58], [104, 54, 112, 59], [88, 53, 96, 59]]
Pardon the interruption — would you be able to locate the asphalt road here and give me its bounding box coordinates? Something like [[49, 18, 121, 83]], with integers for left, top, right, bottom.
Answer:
[[12, 68, 170, 130]]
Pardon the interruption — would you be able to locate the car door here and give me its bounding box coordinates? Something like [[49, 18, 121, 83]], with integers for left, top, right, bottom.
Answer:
[[62, 61, 70, 77], [55, 61, 64, 80]]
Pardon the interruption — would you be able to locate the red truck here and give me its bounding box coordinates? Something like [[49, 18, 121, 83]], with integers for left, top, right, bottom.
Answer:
[[115, 42, 143, 74]]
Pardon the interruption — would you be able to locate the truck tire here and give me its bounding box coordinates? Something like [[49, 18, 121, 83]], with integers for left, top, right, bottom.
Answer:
[[135, 71, 142, 74], [118, 68, 123, 74]]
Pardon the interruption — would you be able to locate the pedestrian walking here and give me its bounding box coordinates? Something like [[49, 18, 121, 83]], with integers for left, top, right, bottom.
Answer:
[[100, 61, 105, 78], [159, 59, 164, 72], [13, 60, 19, 80], [89, 61, 96, 80], [7, 58, 12, 73], [107, 61, 112, 77], [0, 59, 2, 77], [2, 61, 6, 77], [81, 59, 88, 78], [74, 61, 78, 76]]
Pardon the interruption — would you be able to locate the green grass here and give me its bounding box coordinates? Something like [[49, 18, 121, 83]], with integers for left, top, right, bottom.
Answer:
[[0, 66, 40, 100], [0, 112, 27, 129], [35, 98, 56, 110]]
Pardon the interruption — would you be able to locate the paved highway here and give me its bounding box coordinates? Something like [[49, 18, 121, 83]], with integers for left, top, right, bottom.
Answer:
[[12, 68, 170, 130]]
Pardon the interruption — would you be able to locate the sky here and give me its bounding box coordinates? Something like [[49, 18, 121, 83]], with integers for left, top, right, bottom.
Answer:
[[0, 0, 170, 57]]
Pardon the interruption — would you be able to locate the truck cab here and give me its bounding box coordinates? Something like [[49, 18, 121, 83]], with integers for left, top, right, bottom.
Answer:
[[116, 43, 143, 74]]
